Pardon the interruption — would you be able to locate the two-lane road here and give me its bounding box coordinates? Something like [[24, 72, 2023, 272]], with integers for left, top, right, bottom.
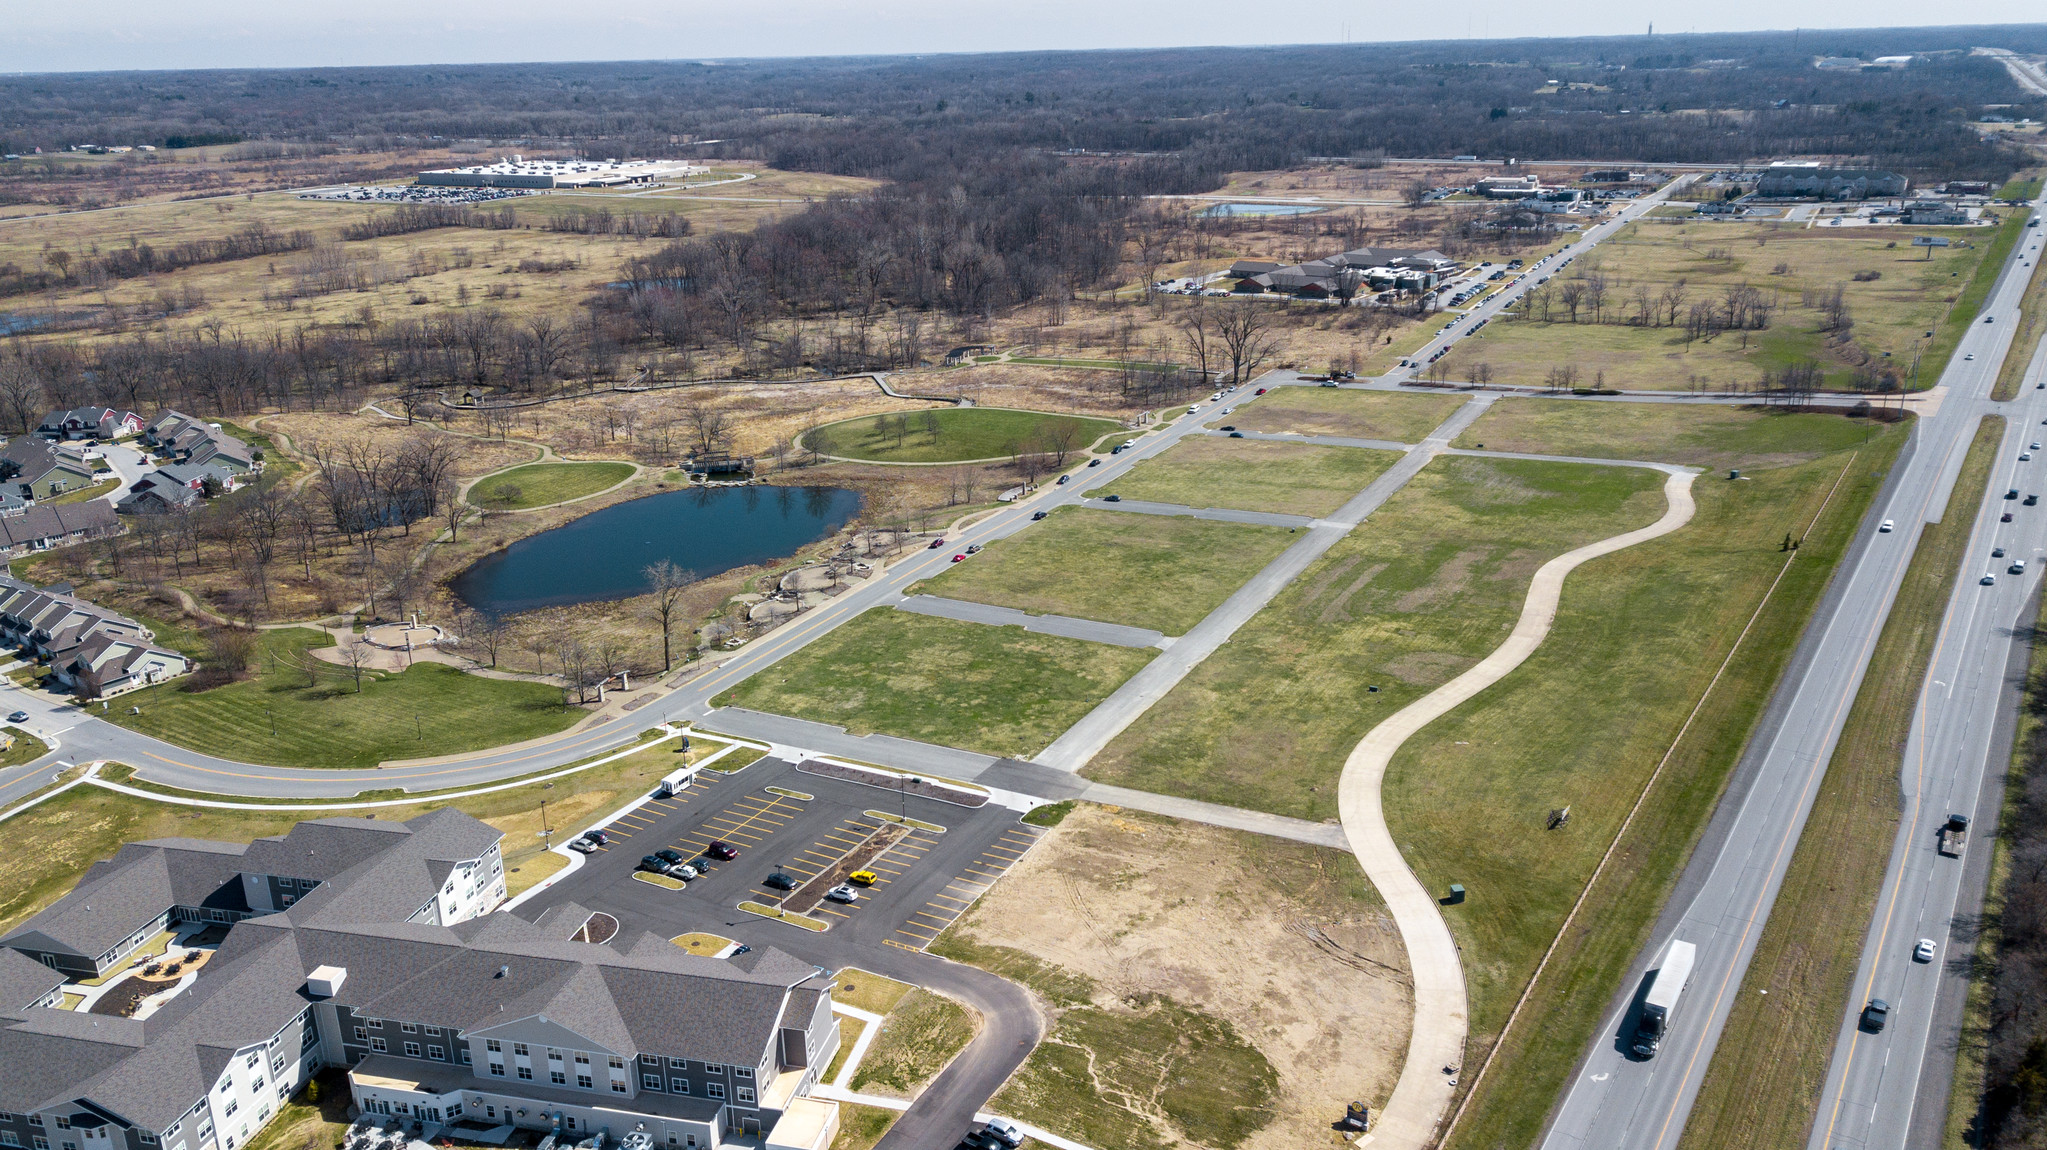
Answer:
[[1542, 195, 2045, 1150]]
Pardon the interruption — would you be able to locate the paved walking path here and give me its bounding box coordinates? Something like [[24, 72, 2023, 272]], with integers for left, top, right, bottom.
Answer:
[[1033, 395, 1496, 771], [1338, 465, 1699, 1150], [1078, 496, 1314, 528], [891, 594, 1169, 649]]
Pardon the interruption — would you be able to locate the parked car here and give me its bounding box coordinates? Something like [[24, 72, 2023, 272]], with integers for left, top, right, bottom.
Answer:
[[705, 841, 739, 860], [638, 855, 671, 873], [848, 870, 878, 886], [955, 1132, 1006, 1150], [1031, 511, 1048, 521], [655, 848, 684, 865], [980, 1118, 1025, 1148], [666, 862, 700, 880], [583, 829, 608, 846], [569, 838, 599, 854], [1914, 938, 1937, 963], [825, 884, 860, 903], [763, 871, 799, 891]]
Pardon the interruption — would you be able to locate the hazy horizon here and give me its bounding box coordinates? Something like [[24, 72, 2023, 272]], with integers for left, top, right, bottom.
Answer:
[[3, 3, 2040, 75]]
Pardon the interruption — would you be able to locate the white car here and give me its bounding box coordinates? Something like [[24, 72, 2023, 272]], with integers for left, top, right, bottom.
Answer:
[[1965, 353, 1975, 361], [1913, 938, 1936, 963], [1878, 519, 1894, 532], [824, 884, 860, 903], [1983, 573, 1999, 586]]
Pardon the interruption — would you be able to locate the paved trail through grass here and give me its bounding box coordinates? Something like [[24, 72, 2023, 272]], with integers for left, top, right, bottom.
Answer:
[[1340, 465, 1700, 1150]]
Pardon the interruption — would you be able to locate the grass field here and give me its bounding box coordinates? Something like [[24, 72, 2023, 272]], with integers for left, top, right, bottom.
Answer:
[[1224, 387, 1466, 442], [804, 407, 1123, 463], [1084, 412, 1911, 1150], [848, 988, 979, 1099], [467, 461, 636, 509], [1437, 216, 2010, 391], [717, 611, 1154, 759], [104, 627, 575, 769], [915, 506, 1294, 635], [1454, 398, 1891, 469], [1993, 235, 2047, 401], [0, 726, 47, 769], [829, 1104, 898, 1150], [1098, 436, 1401, 517], [1680, 416, 2001, 1150]]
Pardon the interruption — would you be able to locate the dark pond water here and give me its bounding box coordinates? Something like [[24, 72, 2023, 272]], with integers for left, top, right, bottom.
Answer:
[[451, 485, 862, 615]]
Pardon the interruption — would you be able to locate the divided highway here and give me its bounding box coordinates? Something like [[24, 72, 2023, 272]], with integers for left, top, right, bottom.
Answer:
[[1543, 198, 2047, 1150]]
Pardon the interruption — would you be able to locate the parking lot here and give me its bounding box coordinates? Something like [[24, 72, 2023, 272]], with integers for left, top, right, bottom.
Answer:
[[520, 756, 1042, 958]]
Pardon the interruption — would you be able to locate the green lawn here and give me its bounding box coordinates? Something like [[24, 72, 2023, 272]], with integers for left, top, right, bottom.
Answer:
[[1225, 388, 1467, 443], [848, 988, 979, 1099], [1098, 436, 1401, 517], [1680, 416, 2000, 1150], [806, 407, 1123, 463], [717, 611, 1154, 759], [104, 628, 576, 769], [0, 726, 48, 769], [915, 506, 1294, 635], [467, 461, 634, 509], [1082, 420, 1910, 1150], [1439, 216, 2009, 391], [1454, 398, 1890, 469]]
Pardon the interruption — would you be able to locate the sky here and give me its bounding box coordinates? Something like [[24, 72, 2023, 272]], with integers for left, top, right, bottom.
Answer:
[[1, 0, 2034, 74]]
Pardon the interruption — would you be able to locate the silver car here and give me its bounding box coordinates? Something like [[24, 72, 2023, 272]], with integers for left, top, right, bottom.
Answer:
[[824, 884, 860, 903]]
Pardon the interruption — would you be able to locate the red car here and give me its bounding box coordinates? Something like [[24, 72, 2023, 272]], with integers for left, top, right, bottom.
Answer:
[[705, 841, 739, 860], [928, 538, 946, 549], [1255, 388, 1267, 395], [952, 554, 965, 563]]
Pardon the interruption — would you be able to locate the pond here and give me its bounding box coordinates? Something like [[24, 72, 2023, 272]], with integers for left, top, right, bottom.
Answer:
[[451, 485, 863, 615], [1200, 202, 1326, 218]]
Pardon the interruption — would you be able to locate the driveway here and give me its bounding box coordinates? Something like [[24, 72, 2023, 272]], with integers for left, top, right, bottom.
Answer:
[[96, 442, 154, 504]]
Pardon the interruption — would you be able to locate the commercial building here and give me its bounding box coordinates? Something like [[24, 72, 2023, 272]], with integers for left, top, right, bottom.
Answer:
[[1755, 162, 1909, 200], [416, 159, 705, 190], [1229, 246, 1458, 298], [0, 811, 841, 1150]]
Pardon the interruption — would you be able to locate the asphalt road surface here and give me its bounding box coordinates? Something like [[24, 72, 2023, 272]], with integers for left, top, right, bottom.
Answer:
[[1541, 196, 2047, 1150]]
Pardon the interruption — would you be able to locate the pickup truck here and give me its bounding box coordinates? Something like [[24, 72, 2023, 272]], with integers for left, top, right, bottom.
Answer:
[[1939, 813, 1970, 858]]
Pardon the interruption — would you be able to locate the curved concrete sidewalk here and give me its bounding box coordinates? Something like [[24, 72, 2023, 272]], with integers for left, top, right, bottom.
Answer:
[[1339, 465, 1698, 1150]]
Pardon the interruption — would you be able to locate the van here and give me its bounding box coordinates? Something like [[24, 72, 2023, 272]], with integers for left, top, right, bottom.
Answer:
[[655, 766, 698, 798]]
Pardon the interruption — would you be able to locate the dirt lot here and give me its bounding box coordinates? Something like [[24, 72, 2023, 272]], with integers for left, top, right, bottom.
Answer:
[[948, 804, 1411, 1150]]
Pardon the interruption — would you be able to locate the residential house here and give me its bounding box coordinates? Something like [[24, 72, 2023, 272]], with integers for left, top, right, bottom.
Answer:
[[0, 574, 178, 699], [116, 482, 203, 516], [0, 811, 842, 1150], [53, 629, 189, 698], [1755, 162, 1909, 200], [0, 502, 121, 558], [37, 407, 144, 442], [0, 438, 98, 501], [144, 413, 258, 477]]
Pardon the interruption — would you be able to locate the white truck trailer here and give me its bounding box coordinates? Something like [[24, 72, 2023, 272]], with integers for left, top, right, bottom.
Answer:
[[1632, 939, 1697, 1059]]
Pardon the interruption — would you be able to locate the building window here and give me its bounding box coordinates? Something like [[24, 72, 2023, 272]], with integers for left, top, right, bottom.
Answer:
[[734, 1067, 753, 1081], [512, 1043, 528, 1057], [422, 1026, 440, 1037], [221, 1103, 236, 1120], [489, 1063, 505, 1077], [403, 1043, 421, 1058], [669, 1058, 687, 1070], [28, 1117, 42, 1128], [369, 1038, 386, 1053], [550, 1070, 565, 1086], [610, 1081, 625, 1095], [486, 1040, 502, 1053], [399, 1023, 416, 1034], [643, 1074, 661, 1090], [459, 1048, 471, 1065], [33, 1137, 47, 1150], [705, 1064, 723, 1075], [671, 1079, 689, 1094], [641, 1055, 659, 1066], [517, 1066, 532, 1081], [576, 1073, 592, 1090], [353, 1027, 367, 1041], [246, 1054, 260, 1069], [737, 1087, 755, 1105], [704, 1083, 725, 1100], [53, 1121, 68, 1132], [427, 1046, 444, 1061], [2, 1132, 20, 1147]]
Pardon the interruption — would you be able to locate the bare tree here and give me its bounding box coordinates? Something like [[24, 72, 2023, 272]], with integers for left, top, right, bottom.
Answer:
[[682, 402, 731, 457], [456, 606, 511, 668], [337, 636, 374, 693], [1214, 305, 1285, 386], [643, 559, 696, 671]]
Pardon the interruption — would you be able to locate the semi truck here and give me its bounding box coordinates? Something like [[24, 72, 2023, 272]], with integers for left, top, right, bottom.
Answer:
[[1632, 939, 1698, 1059], [1939, 813, 1971, 858]]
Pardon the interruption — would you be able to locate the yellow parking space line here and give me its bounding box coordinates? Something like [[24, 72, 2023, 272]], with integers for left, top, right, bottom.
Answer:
[[909, 912, 953, 926], [894, 926, 939, 940], [815, 907, 849, 919], [962, 867, 1004, 880], [883, 938, 924, 952], [982, 842, 1026, 855], [606, 830, 634, 839], [929, 892, 972, 904], [871, 864, 904, 874]]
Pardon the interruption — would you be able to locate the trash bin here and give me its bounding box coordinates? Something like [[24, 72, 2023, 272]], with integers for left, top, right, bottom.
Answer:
[[1447, 884, 1466, 904]]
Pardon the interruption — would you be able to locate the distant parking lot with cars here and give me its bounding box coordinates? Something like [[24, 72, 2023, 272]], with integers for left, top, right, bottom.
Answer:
[[518, 755, 1042, 957]]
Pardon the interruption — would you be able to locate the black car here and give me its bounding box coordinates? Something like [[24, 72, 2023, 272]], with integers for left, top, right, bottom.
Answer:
[[2008, 489, 2020, 500], [638, 855, 670, 873], [2029, 495, 2040, 507], [582, 829, 609, 846], [955, 1133, 1006, 1150], [1862, 998, 1891, 1032], [1229, 431, 1245, 438], [655, 848, 684, 865], [1103, 494, 1122, 502], [1088, 459, 1102, 467], [1219, 425, 1236, 431], [763, 871, 799, 891], [705, 841, 739, 860], [2004, 512, 2016, 522], [1031, 511, 1048, 521]]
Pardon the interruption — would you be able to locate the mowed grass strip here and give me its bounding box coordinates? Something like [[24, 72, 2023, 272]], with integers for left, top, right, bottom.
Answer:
[[1455, 398, 1890, 470], [806, 407, 1122, 463], [104, 628, 574, 769], [717, 611, 1154, 759], [916, 506, 1295, 635], [848, 988, 980, 1098], [1226, 387, 1467, 443], [1431, 429, 1906, 1150], [1679, 416, 2002, 1150], [1087, 454, 1670, 820], [1992, 239, 2047, 402], [1099, 436, 1402, 517], [468, 460, 635, 509]]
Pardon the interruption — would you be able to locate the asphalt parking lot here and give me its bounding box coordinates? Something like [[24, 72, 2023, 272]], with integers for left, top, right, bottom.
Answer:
[[520, 756, 1041, 958]]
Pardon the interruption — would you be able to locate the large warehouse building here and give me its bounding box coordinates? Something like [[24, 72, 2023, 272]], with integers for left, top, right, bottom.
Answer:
[[416, 158, 706, 189]]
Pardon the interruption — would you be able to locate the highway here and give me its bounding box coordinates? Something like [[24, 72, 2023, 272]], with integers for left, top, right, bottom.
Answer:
[[1809, 221, 2047, 1146], [1541, 198, 2046, 1150]]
